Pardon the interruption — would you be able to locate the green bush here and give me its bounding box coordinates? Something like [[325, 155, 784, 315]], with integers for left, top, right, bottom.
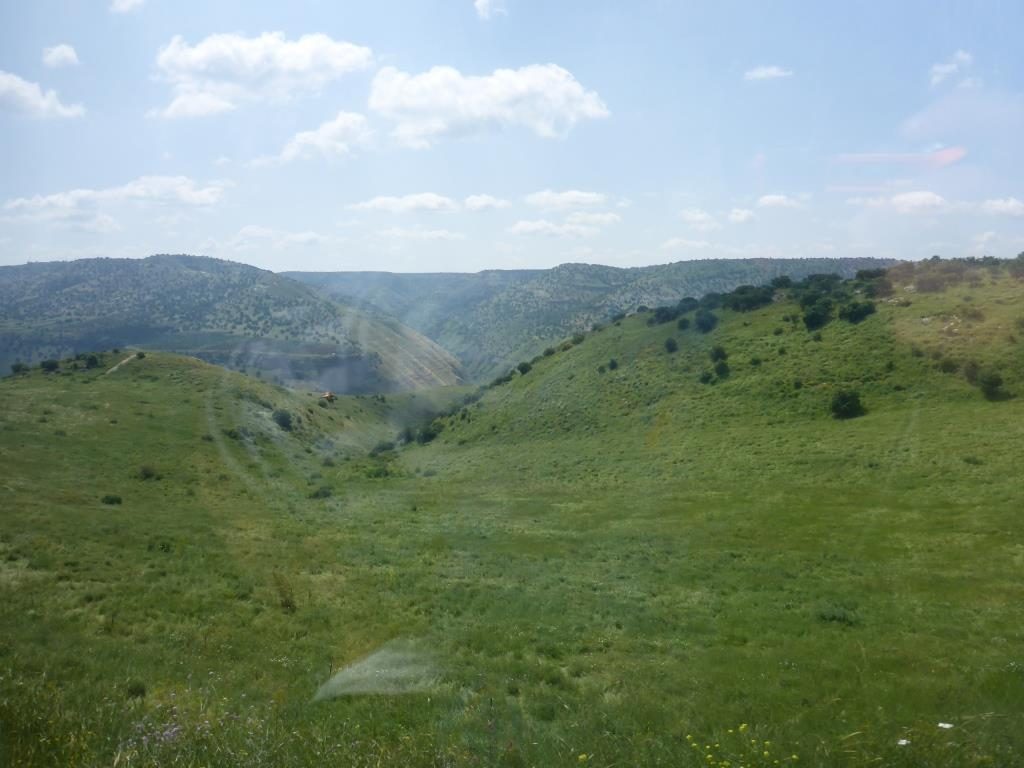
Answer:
[[135, 351, 146, 359], [979, 370, 1005, 400], [126, 680, 146, 699], [309, 485, 332, 499], [838, 301, 877, 323], [694, 309, 718, 333], [85, 354, 100, 369], [963, 360, 980, 384], [10, 362, 29, 375], [830, 390, 865, 419], [664, 337, 678, 354], [676, 317, 690, 330], [101, 494, 122, 505], [40, 359, 59, 372], [713, 360, 730, 378], [137, 465, 159, 481], [517, 361, 532, 375], [272, 409, 293, 431], [608, 358, 619, 371], [709, 345, 728, 362]]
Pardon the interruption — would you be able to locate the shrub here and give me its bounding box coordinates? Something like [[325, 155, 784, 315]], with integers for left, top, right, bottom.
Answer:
[[962, 360, 980, 384], [416, 423, 441, 444], [101, 494, 122, 505], [713, 360, 730, 378], [126, 681, 146, 699], [749, 357, 762, 367], [723, 284, 774, 312], [694, 308, 718, 333], [770, 276, 793, 289], [979, 370, 1005, 400], [272, 572, 296, 613], [803, 298, 834, 330], [676, 317, 690, 330], [272, 409, 293, 431], [517, 361, 532, 375], [698, 371, 713, 384], [571, 333, 586, 345], [937, 357, 958, 374], [137, 465, 159, 481], [664, 337, 678, 354], [608, 358, 619, 371], [597, 365, 606, 374], [838, 301, 877, 323], [543, 347, 556, 357], [309, 485, 332, 499], [676, 297, 700, 313], [650, 306, 680, 325], [830, 390, 865, 419], [135, 351, 146, 359], [85, 354, 100, 369], [370, 440, 395, 455], [40, 359, 59, 372]]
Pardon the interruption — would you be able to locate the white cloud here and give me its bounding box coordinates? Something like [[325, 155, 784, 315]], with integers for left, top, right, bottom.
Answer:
[[369, 64, 608, 148], [525, 189, 606, 210], [756, 194, 801, 209], [377, 228, 466, 241], [220, 225, 324, 251], [110, 0, 144, 12], [151, 32, 373, 118], [0, 70, 84, 118], [4, 176, 226, 228], [259, 111, 371, 165], [679, 207, 720, 232], [744, 65, 793, 81], [350, 193, 459, 213], [930, 50, 972, 87], [728, 208, 754, 223], [42, 44, 79, 69], [474, 0, 506, 19], [508, 219, 597, 238], [464, 194, 510, 211], [565, 211, 621, 226], [660, 237, 711, 250], [849, 190, 948, 214], [981, 197, 1024, 216]]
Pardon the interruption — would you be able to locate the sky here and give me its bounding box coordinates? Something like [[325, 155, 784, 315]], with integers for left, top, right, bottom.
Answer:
[[1, 0, 1022, 273]]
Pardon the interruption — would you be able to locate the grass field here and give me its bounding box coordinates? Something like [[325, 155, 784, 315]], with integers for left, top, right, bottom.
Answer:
[[2, 268, 1023, 767]]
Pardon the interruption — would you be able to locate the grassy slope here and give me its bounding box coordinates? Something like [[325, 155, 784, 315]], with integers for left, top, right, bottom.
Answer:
[[291, 257, 897, 381], [1, 271, 1023, 767]]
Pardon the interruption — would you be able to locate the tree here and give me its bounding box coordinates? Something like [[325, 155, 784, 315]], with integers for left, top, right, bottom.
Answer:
[[676, 297, 700, 313], [713, 360, 730, 378], [676, 317, 690, 330], [40, 359, 59, 372], [135, 351, 146, 359], [517, 361, 532, 375], [695, 308, 718, 333], [664, 337, 678, 354], [838, 301, 876, 324], [85, 354, 100, 369], [272, 409, 293, 431], [709, 345, 728, 362], [803, 298, 834, 330], [830, 390, 865, 419], [10, 362, 28, 375], [608, 358, 619, 370]]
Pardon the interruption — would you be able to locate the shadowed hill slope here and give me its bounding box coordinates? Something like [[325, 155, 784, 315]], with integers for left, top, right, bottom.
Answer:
[[0, 255, 462, 393]]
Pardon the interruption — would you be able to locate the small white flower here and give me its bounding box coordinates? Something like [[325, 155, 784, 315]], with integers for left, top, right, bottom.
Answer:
[[938, 722, 954, 730], [897, 739, 911, 746]]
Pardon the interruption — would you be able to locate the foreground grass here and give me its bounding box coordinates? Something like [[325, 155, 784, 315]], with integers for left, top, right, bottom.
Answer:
[[2, 274, 1023, 766]]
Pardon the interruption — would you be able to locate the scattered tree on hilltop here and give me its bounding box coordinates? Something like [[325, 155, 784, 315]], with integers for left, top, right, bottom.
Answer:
[[695, 309, 718, 333]]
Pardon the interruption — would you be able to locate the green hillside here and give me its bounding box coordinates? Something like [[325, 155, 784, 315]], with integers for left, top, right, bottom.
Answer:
[[2, 258, 1023, 767], [0, 255, 462, 393], [290, 257, 897, 380]]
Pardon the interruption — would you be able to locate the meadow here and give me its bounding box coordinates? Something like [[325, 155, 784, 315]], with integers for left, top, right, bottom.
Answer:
[[2, 265, 1023, 767]]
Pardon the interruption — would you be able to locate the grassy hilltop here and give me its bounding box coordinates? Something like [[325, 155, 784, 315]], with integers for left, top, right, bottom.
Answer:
[[0, 255, 462, 393], [2, 258, 1023, 767]]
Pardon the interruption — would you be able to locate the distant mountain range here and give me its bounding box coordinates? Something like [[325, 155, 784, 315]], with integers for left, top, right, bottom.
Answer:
[[289, 257, 898, 378], [0, 255, 462, 393]]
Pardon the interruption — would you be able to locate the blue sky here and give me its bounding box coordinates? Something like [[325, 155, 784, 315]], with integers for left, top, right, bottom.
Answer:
[[1, 0, 1022, 272]]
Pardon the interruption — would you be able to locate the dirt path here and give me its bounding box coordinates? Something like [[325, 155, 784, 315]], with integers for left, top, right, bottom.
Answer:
[[104, 354, 137, 376]]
